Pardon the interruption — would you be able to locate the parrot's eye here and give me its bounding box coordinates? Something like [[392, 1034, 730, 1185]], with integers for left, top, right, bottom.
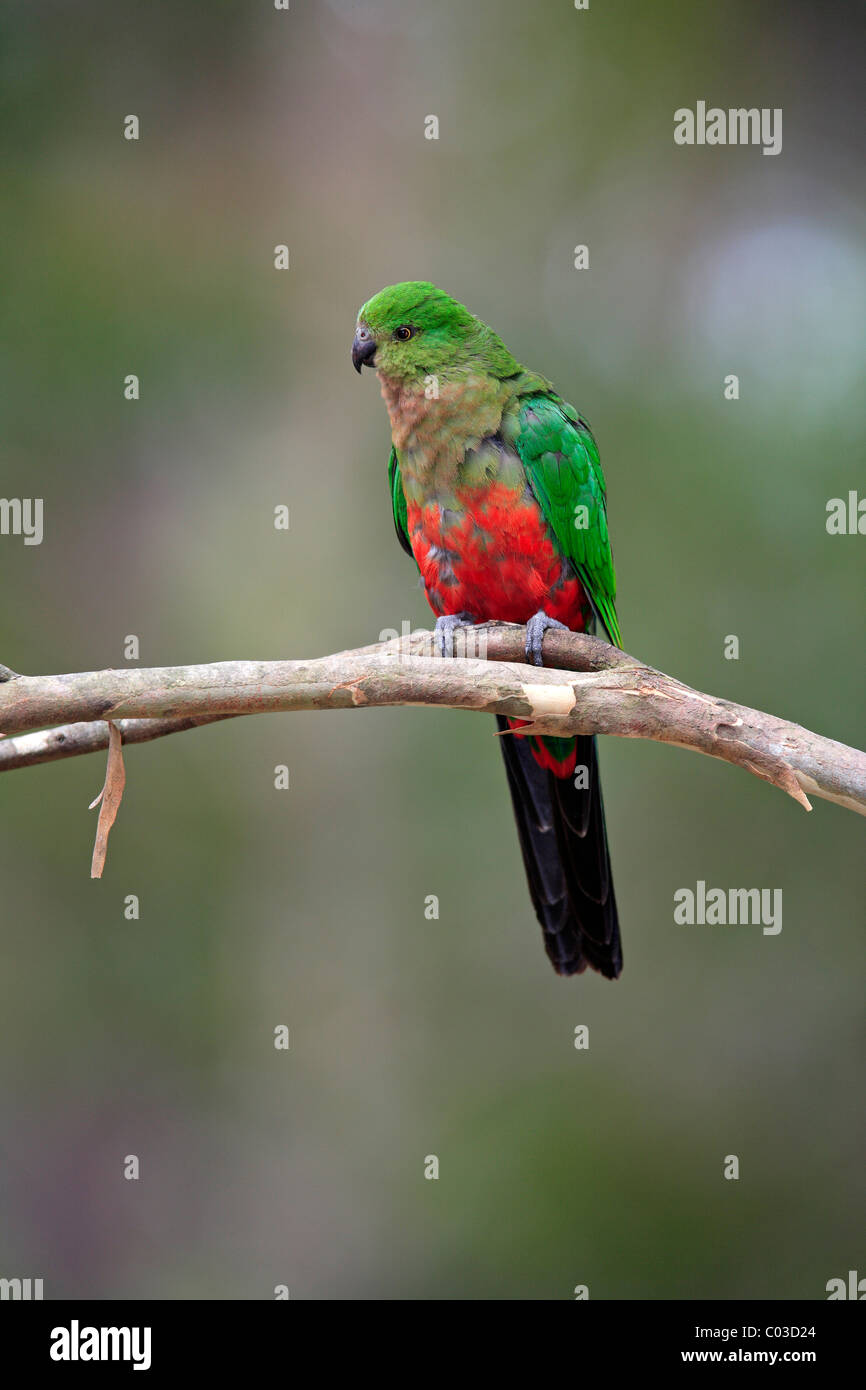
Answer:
[[393, 325, 415, 341]]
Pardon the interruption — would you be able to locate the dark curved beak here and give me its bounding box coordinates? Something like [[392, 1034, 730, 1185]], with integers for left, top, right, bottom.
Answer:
[[352, 328, 377, 373]]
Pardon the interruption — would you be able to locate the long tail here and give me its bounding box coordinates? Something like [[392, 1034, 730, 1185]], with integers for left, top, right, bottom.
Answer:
[[496, 719, 622, 978]]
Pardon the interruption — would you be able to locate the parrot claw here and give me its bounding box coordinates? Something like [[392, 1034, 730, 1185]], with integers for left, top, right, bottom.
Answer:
[[434, 612, 476, 658], [525, 611, 569, 667]]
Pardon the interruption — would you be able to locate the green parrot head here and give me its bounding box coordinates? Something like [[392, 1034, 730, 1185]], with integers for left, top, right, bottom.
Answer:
[[352, 280, 520, 383]]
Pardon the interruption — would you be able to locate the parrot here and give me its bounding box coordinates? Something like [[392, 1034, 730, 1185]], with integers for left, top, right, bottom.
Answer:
[[352, 282, 622, 979]]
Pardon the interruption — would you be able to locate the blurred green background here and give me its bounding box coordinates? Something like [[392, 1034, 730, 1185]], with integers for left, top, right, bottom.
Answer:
[[1, 0, 863, 1299]]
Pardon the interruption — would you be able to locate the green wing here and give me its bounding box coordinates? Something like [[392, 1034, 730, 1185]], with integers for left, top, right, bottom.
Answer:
[[514, 395, 621, 647], [388, 445, 414, 558]]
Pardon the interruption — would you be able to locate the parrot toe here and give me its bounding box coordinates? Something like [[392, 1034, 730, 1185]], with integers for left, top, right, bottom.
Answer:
[[434, 612, 476, 658], [525, 611, 569, 667]]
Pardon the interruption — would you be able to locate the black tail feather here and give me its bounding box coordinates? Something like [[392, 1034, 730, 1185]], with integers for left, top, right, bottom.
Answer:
[[496, 718, 622, 979]]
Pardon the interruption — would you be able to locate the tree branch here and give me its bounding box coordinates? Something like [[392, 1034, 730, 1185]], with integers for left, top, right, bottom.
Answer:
[[0, 623, 863, 816]]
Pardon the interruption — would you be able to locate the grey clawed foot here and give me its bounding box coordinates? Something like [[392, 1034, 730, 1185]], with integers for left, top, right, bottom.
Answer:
[[434, 612, 476, 658], [525, 611, 569, 667]]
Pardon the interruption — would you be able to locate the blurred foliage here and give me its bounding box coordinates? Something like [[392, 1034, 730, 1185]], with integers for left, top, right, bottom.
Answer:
[[0, 0, 863, 1298]]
